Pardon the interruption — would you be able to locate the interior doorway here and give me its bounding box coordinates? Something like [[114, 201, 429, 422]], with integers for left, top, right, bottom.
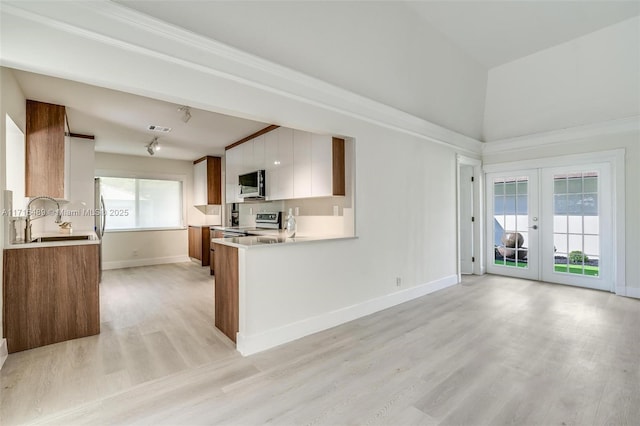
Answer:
[[457, 155, 483, 278]]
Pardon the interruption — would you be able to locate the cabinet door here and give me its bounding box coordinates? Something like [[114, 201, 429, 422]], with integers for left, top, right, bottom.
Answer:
[[188, 226, 201, 260], [311, 134, 333, 197], [293, 130, 312, 198], [205, 157, 222, 205], [201, 227, 210, 266], [252, 134, 265, 171], [225, 147, 242, 203], [277, 127, 294, 200], [214, 243, 239, 342], [193, 160, 207, 206], [264, 129, 279, 200], [241, 140, 254, 174], [25, 100, 66, 198]]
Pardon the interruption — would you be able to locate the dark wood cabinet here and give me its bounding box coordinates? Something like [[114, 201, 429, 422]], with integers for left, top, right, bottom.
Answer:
[[25, 99, 67, 198], [3, 244, 100, 353], [210, 230, 224, 275], [188, 226, 211, 266], [213, 242, 238, 342], [332, 137, 346, 196]]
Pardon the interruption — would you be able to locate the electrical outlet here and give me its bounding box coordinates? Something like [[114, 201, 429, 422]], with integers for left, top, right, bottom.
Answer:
[[249, 207, 253, 215], [294, 207, 299, 216], [133, 249, 138, 257], [396, 277, 402, 287]]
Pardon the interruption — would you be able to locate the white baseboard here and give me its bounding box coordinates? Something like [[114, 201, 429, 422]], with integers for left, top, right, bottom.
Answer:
[[0, 338, 8, 370], [624, 287, 640, 299], [103, 255, 191, 270], [236, 274, 459, 356]]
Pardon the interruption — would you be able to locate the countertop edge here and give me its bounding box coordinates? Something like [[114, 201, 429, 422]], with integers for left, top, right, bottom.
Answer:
[[211, 235, 358, 249], [5, 231, 100, 249]]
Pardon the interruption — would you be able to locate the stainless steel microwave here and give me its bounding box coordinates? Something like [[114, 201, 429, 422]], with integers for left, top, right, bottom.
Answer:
[[239, 169, 265, 199]]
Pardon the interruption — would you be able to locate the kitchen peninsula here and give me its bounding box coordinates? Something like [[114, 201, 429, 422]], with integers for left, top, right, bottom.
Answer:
[[211, 232, 356, 347]]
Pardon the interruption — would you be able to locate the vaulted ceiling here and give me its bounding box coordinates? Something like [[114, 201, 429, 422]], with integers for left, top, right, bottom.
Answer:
[[4, 1, 638, 158], [118, 1, 640, 69]]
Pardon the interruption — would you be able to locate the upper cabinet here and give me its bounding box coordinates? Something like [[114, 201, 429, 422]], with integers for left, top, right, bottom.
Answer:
[[225, 126, 345, 203], [225, 146, 242, 204], [25, 100, 68, 199], [265, 127, 294, 201], [193, 156, 222, 206]]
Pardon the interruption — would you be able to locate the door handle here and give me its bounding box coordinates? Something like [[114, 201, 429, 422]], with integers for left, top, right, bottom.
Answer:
[[529, 225, 538, 230]]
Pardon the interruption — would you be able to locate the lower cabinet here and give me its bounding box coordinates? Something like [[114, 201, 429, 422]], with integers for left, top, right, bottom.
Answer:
[[188, 226, 210, 266], [213, 242, 238, 342], [210, 230, 224, 276], [3, 244, 100, 353]]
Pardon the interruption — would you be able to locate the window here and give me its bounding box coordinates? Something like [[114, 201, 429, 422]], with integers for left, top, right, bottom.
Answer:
[[100, 177, 183, 231]]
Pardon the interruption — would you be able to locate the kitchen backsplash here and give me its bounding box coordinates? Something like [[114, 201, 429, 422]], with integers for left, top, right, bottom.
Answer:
[[237, 197, 354, 237]]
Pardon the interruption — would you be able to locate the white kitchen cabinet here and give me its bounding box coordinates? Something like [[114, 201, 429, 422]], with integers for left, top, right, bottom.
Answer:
[[276, 127, 294, 200], [264, 127, 293, 201], [264, 129, 279, 200], [193, 160, 207, 205], [66, 138, 95, 229], [293, 130, 312, 198], [311, 133, 333, 197], [241, 139, 254, 174], [225, 147, 242, 203], [252, 134, 265, 172], [225, 126, 344, 203], [193, 156, 222, 206]]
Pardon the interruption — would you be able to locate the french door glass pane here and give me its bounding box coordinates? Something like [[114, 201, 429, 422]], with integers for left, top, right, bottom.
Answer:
[[553, 172, 599, 277], [494, 177, 529, 268]]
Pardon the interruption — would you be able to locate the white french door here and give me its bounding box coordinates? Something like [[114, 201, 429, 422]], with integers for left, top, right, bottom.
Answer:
[[540, 163, 612, 291], [486, 163, 613, 291], [486, 170, 539, 280]]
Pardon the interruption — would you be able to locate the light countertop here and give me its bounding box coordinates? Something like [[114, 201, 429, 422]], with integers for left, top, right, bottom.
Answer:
[[5, 230, 100, 249], [211, 234, 356, 249]]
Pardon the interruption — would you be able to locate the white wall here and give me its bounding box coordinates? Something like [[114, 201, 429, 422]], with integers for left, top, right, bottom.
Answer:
[[95, 152, 196, 268], [481, 16, 640, 296], [5, 114, 25, 211], [484, 17, 640, 141], [0, 67, 26, 363], [241, 130, 458, 341], [119, 1, 488, 140], [237, 129, 459, 353]]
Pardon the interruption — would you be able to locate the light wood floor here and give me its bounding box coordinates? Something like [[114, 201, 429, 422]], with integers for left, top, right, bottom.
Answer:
[[1, 264, 639, 425]]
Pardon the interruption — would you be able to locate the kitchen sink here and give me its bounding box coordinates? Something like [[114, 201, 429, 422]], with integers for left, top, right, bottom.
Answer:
[[31, 235, 92, 243]]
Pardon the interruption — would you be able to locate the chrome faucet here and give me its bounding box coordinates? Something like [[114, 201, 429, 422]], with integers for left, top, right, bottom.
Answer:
[[25, 196, 62, 242]]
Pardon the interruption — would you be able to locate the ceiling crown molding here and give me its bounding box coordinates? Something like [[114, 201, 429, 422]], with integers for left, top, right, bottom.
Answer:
[[0, 1, 482, 154], [482, 116, 640, 155]]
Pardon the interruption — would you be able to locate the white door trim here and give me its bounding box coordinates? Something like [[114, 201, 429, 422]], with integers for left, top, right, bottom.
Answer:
[[483, 149, 625, 294], [456, 155, 483, 280]]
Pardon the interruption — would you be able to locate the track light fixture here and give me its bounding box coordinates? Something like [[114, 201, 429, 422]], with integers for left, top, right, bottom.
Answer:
[[178, 105, 192, 123], [146, 136, 160, 156]]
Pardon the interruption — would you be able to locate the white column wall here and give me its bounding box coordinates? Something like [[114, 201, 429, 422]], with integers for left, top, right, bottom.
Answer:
[[0, 67, 26, 364]]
